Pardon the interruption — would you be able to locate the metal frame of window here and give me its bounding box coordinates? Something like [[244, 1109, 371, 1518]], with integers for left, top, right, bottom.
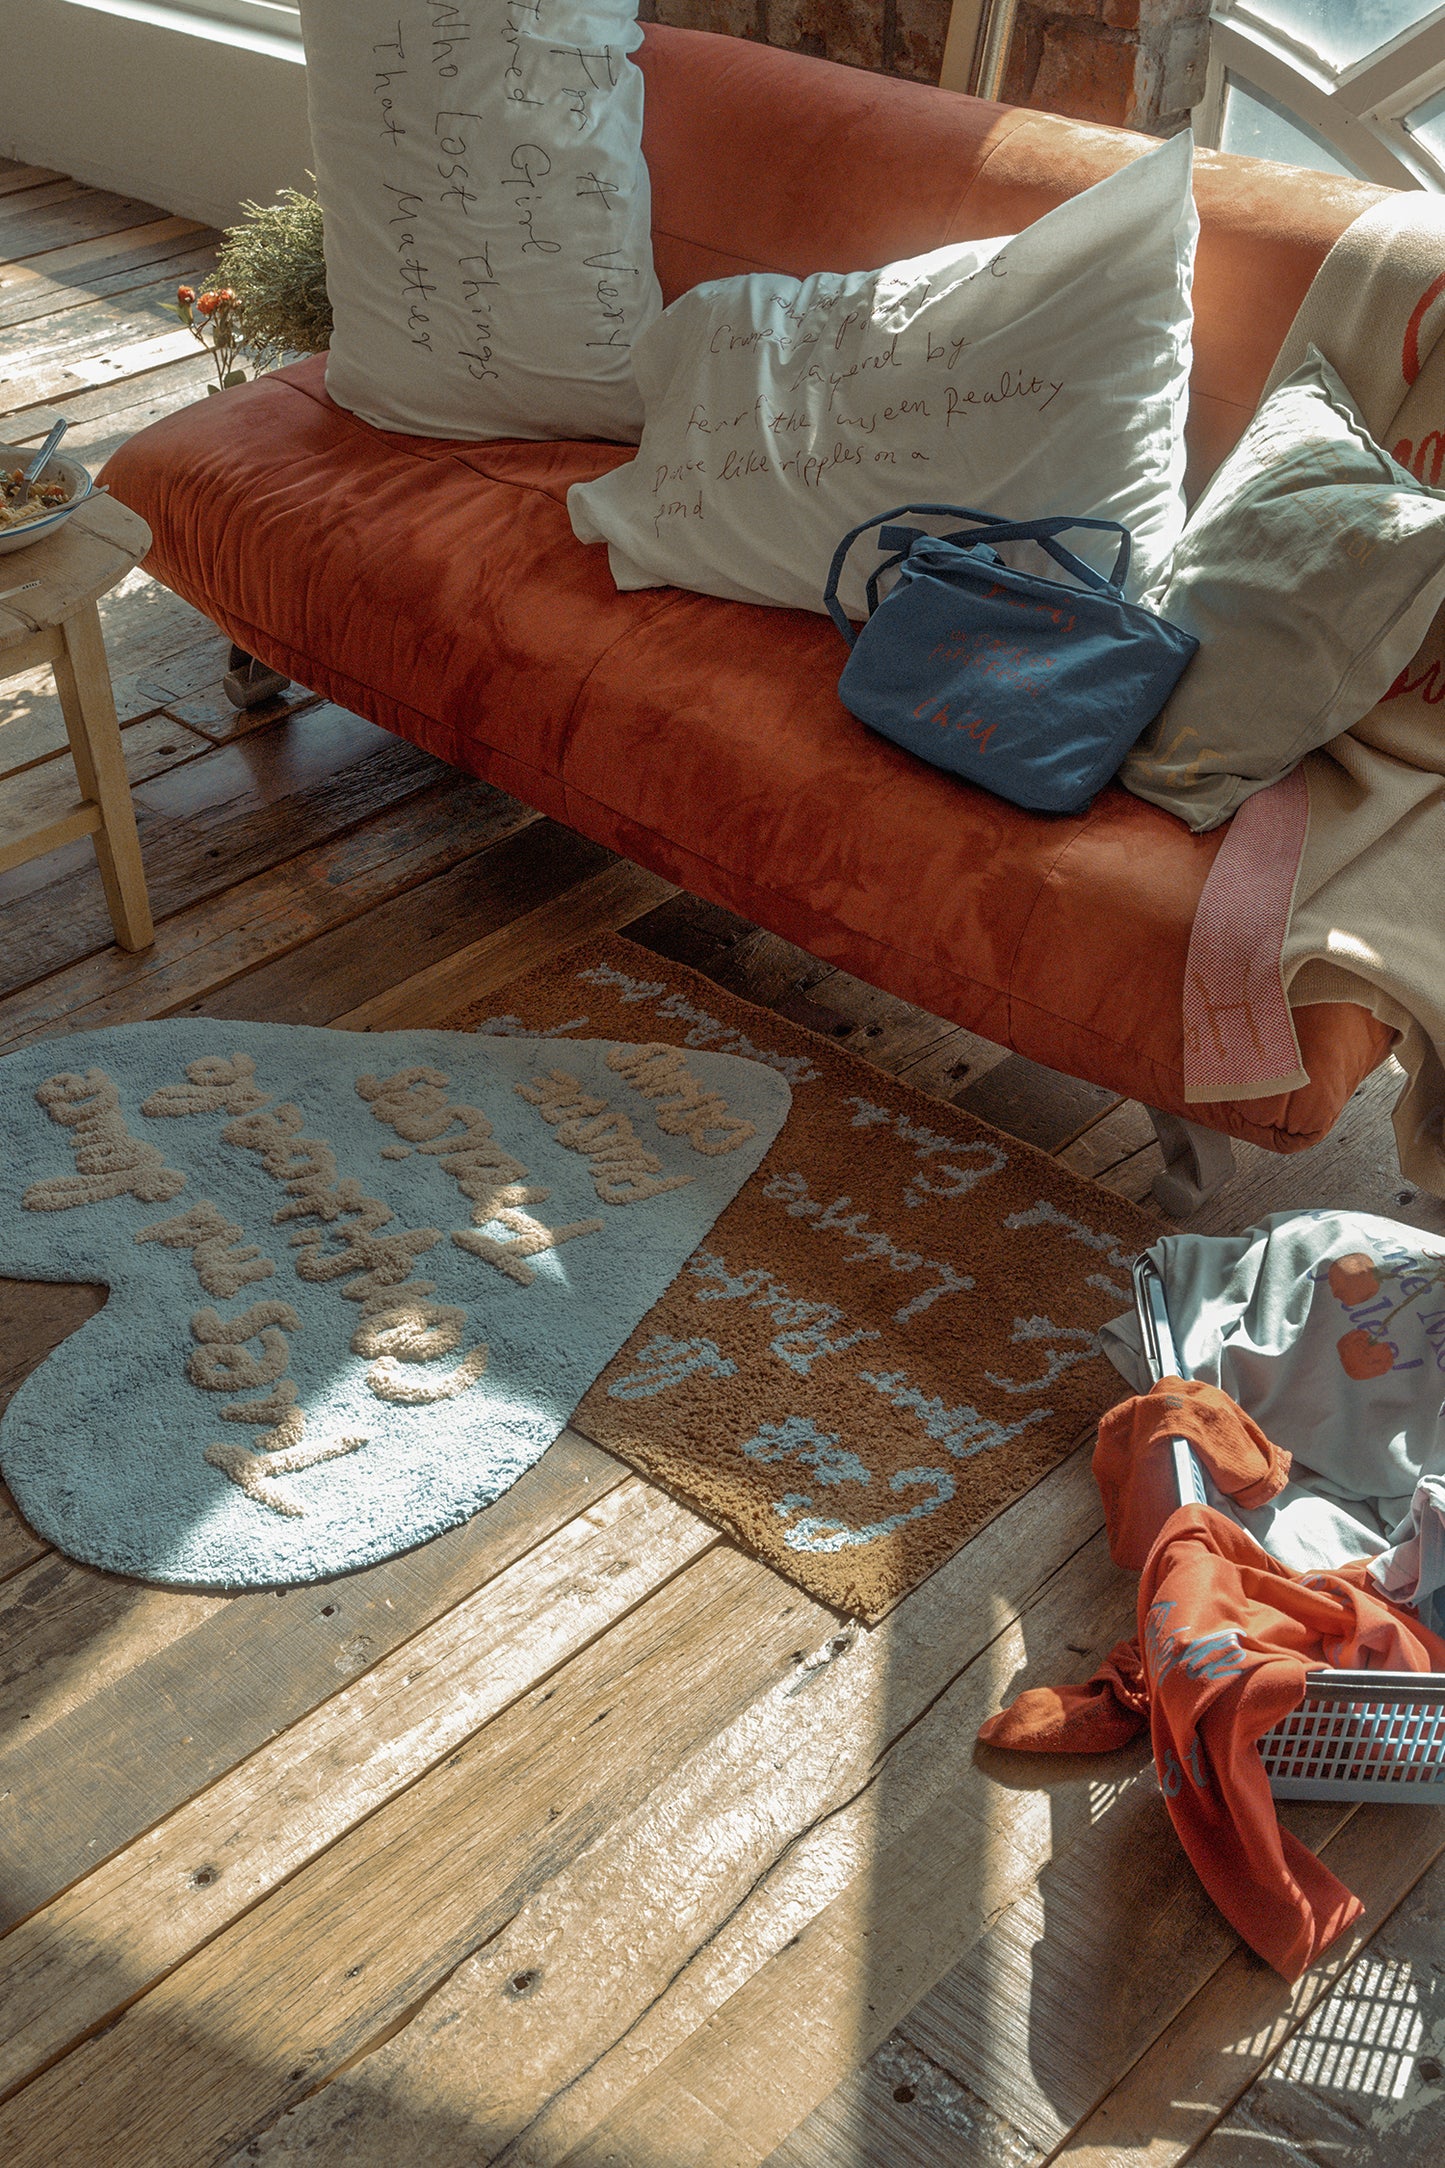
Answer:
[[1198, 4, 1445, 186], [939, 0, 1023, 99]]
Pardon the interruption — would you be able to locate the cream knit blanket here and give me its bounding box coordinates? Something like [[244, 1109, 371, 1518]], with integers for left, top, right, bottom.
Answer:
[[1184, 192, 1445, 1195]]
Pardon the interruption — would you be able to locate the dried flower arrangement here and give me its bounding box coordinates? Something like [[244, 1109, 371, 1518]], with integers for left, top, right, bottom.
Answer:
[[173, 184, 331, 393]]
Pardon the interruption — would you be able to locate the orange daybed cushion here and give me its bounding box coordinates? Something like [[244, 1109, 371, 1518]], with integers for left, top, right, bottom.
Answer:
[[103, 358, 1390, 1152]]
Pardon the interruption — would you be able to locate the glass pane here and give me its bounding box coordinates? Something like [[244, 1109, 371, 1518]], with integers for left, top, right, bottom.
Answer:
[[1243, 1, 1439, 70], [1405, 82, 1445, 163], [1219, 78, 1364, 176]]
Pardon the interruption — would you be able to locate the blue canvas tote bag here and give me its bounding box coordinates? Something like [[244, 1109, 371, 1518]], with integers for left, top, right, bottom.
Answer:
[[823, 504, 1199, 817]]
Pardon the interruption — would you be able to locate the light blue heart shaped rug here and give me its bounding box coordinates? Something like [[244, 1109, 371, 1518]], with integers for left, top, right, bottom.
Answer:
[[0, 1019, 790, 1586]]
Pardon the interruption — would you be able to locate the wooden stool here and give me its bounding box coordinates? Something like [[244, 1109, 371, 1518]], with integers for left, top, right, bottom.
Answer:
[[0, 491, 156, 951]]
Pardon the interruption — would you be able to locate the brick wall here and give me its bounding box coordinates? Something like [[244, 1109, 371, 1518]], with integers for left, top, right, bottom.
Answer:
[[638, 0, 1212, 131], [637, 0, 955, 87], [1002, 0, 1211, 134]]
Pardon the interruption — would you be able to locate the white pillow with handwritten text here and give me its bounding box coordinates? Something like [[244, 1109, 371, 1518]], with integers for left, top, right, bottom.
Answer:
[[568, 133, 1196, 613], [298, 0, 661, 441]]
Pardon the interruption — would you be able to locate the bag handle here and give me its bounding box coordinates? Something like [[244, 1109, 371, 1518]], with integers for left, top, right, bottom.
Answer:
[[823, 502, 1132, 645]]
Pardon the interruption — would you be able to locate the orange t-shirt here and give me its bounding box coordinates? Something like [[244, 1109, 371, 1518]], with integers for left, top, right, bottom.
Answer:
[[1093, 1377, 1292, 1570], [980, 1504, 1445, 1979]]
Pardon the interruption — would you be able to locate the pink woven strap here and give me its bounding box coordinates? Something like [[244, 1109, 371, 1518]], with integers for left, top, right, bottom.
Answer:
[[1182, 768, 1310, 1100]]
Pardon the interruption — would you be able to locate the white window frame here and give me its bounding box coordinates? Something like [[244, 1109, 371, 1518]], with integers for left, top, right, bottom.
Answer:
[[59, 0, 303, 62], [160, 0, 299, 29], [1198, 4, 1445, 187]]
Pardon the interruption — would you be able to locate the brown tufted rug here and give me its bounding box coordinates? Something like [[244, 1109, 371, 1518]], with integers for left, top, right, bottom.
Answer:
[[443, 936, 1153, 1620]]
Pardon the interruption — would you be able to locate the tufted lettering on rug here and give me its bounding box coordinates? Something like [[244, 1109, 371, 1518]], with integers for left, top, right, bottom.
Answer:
[[215, 1093, 490, 1404], [130, 1176, 353, 1516], [451, 1210, 604, 1287], [141, 1051, 271, 1119], [221, 1379, 304, 1450], [984, 1314, 1105, 1395], [187, 1299, 300, 1391], [1002, 1198, 1133, 1301], [134, 1200, 276, 1298], [204, 1430, 370, 1519], [515, 1067, 696, 1205], [572, 963, 820, 1083], [182, 1295, 369, 1517], [605, 1042, 758, 1155], [606, 1332, 739, 1399], [354, 1065, 606, 1287], [687, 1247, 881, 1375], [139, 1056, 498, 1433], [741, 1416, 957, 1556], [860, 1367, 1053, 1459], [760, 1168, 974, 1322], [23, 1071, 187, 1213], [843, 1093, 1010, 1209], [363, 1343, 492, 1405]]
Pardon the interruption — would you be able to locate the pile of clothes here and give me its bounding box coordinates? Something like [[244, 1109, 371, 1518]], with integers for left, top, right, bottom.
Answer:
[[979, 1211, 1445, 1980]]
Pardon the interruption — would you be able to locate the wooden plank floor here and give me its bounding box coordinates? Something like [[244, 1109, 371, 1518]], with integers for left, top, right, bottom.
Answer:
[[2, 158, 1444, 2167]]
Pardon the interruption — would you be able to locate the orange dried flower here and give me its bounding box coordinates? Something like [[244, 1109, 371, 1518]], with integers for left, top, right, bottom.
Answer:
[[176, 284, 196, 305], [195, 290, 223, 317]]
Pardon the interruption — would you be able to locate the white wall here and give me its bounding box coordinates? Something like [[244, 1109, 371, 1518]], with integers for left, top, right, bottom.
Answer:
[[1, 1, 312, 232]]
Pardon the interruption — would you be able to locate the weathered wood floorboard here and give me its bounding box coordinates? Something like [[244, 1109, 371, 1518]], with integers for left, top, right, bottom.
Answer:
[[204, 821, 626, 1026], [1055, 1803, 1445, 2168], [630, 894, 1016, 1103], [0, 1547, 820, 2168], [0, 163, 64, 200], [0, 1431, 626, 1935], [0, 712, 213, 863], [0, 734, 522, 1009], [205, 1457, 1106, 2167], [0, 218, 214, 332], [0, 1472, 710, 2101], [0, 265, 220, 405], [891, 1783, 1349, 2159], [3, 325, 196, 419], [332, 861, 679, 1031], [0, 188, 173, 269], [1, 611, 226, 777], [761, 1073, 1445, 2161]]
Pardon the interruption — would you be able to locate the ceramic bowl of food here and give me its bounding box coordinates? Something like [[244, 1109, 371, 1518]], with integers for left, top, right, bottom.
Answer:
[[0, 446, 95, 555]]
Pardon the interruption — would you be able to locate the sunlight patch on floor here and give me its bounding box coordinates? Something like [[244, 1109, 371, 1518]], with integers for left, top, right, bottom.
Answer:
[[1275, 1952, 1422, 2100]]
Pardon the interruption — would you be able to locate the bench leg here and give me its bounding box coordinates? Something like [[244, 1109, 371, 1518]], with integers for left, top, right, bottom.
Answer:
[[1145, 1107, 1236, 1219], [223, 644, 291, 710], [52, 601, 154, 953]]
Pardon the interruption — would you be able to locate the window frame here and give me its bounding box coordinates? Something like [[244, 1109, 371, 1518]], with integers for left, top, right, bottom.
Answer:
[[165, 0, 299, 29], [1198, 3, 1445, 185], [58, 0, 303, 61]]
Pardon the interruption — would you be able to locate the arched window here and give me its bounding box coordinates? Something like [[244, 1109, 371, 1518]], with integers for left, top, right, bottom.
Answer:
[[1198, 3, 1445, 187]]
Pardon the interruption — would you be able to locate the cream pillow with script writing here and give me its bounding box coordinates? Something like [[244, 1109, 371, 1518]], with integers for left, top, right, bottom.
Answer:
[[1122, 351, 1445, 831], [567, 132, 1196, 614], [298, 0, 661, 441]]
